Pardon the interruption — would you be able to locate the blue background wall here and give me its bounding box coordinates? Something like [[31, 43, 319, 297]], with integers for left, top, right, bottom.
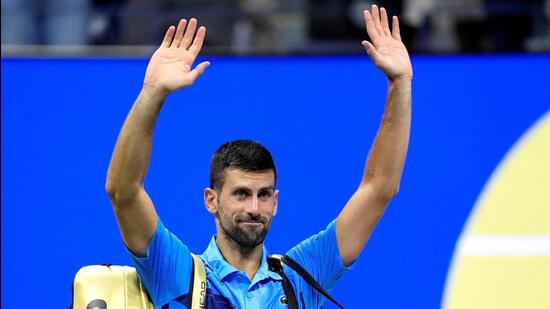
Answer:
[[2, 55, 549, 308]]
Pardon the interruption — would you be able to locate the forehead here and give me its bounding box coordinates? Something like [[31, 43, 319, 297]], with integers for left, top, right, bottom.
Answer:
[[222, 168, 275, 190]]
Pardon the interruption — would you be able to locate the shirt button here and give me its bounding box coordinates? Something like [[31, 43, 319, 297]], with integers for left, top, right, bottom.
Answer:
[[247, 292, 253, 298]]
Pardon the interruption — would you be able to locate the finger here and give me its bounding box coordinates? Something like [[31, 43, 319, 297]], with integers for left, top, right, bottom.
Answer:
[[172, 19, 187, 48], [189, 26, 206, 56], [364, 10, 379, 42], [362, 40, 381, 62], [371, 4, 383, 36], [161, 26, 175, 48], [188, 61, 210, 82], [380, 7, 392, 36], [392, 16, 401, 41], [181, 18, 197, 49]]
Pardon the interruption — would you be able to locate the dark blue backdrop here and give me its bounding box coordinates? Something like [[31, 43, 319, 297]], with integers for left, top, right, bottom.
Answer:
[[2, 55, 549, 308]]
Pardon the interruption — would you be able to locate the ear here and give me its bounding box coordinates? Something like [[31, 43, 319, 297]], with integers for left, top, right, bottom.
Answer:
[[273, 189, 279, 217], [204, 188, 218, 214]]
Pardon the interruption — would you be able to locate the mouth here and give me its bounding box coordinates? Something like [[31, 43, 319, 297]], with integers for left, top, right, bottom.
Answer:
[[240, 221, 263, 227]]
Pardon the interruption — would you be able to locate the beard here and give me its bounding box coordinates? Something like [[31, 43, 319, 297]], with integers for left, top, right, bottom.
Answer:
[[217, 202, 270, 250]]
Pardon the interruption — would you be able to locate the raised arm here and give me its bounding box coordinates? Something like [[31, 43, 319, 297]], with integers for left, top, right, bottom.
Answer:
[[336, 5, 412, 266], [105, 19, 209, 257]]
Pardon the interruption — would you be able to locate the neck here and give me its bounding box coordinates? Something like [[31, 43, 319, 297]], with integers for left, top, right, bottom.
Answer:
[[215, 233, 263, 281]]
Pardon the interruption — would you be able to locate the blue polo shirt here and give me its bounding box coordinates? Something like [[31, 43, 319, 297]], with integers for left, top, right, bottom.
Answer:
[[128, 219, 352, 308]]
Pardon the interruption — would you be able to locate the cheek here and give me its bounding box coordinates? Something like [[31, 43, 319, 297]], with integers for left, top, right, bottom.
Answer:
[[261, 200, 277, 214], [218, 200, 241, 218]]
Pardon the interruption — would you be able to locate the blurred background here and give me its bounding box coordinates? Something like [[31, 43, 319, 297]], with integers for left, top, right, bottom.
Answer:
[[2, 0, 550, 55]]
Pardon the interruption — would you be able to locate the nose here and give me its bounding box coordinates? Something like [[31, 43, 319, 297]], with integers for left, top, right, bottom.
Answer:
[[247, 196, 260, 217]]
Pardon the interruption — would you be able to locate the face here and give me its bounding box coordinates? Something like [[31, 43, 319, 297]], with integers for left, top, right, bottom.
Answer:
[[205, 168, 278, 250]]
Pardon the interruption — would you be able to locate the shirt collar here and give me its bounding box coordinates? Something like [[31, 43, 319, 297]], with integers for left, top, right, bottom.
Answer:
[[202, 236, 282, 282]]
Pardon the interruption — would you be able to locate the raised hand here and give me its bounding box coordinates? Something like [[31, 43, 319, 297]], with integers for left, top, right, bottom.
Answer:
[[143, 18, 210, 94], [362, 5, 412, 82]]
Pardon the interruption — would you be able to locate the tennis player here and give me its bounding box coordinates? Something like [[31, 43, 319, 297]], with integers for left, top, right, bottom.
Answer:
[[106, 4, 412, 308]]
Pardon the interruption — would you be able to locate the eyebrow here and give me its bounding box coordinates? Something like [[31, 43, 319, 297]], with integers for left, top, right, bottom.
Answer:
[[232, 186, 274, 192]]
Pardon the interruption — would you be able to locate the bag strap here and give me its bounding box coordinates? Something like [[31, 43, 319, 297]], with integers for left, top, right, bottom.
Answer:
[[267, 255, 298, 309], [269, 254, 345, 309], [188, 254, 207, 309], [162, 254, 207, 309]]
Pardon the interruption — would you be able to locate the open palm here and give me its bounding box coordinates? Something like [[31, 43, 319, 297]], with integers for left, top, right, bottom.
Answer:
[[362, 5, 412, 81], [143, 18, 210, 93]]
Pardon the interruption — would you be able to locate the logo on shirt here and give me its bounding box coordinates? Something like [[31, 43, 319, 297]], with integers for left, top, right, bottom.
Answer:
[[279, 295, 288, 305]]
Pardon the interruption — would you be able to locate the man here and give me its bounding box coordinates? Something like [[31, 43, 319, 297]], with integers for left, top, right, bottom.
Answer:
[[106, 4, 412, 308]]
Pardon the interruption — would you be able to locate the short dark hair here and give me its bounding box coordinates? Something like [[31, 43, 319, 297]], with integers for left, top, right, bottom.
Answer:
[[210, 139, 277, 191]]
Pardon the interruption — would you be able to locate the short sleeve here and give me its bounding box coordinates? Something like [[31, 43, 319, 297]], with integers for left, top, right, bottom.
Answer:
[[285, 219, 354, 291], [126, 219, 193, 306]]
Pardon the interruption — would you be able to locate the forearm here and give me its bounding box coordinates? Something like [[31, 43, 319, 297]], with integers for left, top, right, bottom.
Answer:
[[106, 87, 167, 202], [361, 77, 411, 198]]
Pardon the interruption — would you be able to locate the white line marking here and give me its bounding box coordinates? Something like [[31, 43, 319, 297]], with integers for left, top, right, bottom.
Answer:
[[457, 235, 550, 257]]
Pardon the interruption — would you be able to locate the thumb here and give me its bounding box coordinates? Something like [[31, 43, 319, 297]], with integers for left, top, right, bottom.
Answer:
[[188, 61, 210, 83], [362, 41, 381, 62]]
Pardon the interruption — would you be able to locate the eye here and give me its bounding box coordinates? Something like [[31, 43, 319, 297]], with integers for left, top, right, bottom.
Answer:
[[234, 189, 250, 198], [258, 190, 273, 200]]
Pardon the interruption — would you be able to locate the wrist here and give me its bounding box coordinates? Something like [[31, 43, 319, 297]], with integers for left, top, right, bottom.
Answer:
[[136, 85, 169, 116], [389, 73, 412, 82], [388, 75, 412, 87], [140, 84, 170, 101]]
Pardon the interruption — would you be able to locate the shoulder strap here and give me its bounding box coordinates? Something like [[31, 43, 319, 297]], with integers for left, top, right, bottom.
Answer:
[[270, 254, 345, 309], [267, 255, 298, 309], [188, 254, 207, 309], [162, 254, 207, 309]]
